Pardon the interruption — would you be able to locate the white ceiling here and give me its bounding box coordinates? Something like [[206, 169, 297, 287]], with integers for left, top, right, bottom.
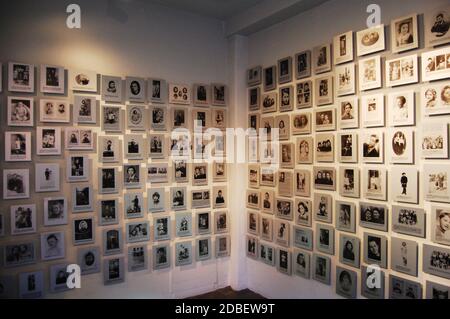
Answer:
[[148, 0, 265, 20]]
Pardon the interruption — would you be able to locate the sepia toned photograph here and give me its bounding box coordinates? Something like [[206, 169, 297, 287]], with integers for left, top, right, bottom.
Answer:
[[295, 198, 312, 227], [421, 83, 450, 116], [361, 93, 385, 127], [39, 99, 70, 123], [70, 69, 97, 92], [5, 131, 31, 161], [260, 215, 273, 242], [148, 78, 167, 104], [333, 31, 354, 65], [43, 198, 67, 226], [314, 107, 336, 131], [215, 211, 229, 234], [248, 87, 261, 111], [391, 14, 419, 53], [66, 155, 90, 182], [338, 132, 357, 163], [278, 170, 293, 197], [278, 56, 292, 84], [339, 166, 360, 199], [295, 169, 311, 198], [356, 24, 385, 56], [292, 112, 311, 135], [99, 136, 120, 163], [335, 63, 356, 96], [390, 167, 418, 204], [359, 55, 382, 91], [101, 75, 123, 103], [388, 91, 415, 127], [126, 77, 146, 103], [313, 44, 331, 74], [314, 193, 333, 224], [296, 80, 312, 109], [422, 47, 450, 82], [315, 133, 334, 162], [424, 164, 450, 203], [297, 136, 314, 164], [261, 189, 275, 214], [315, 223, 334, 255], [361, 131, 384, 163], [295, 50, 311, 79], [276, 198, 293, 221], [363, 167, 387, 201], [193, 83, 210, 106], [313, 167, 336, 191], [274, 219, 290, 247], [275, 114, 290, 140], [338, 97, 359, 129], [432, 206, 450, 245], [424, 5, 450, 47], [388, 129, 414, 164], [421, 122, 448, 159], [247, 66, 262, 87], [264, 65, 276, 92], [314, 75, 333, 106], [385, 54, 418, 87], [103, 105, 122, 132], [279, 85, 293, 112]]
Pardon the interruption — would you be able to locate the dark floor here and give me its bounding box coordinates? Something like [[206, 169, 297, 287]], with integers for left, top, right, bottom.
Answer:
[[188, 286, 265, 299]]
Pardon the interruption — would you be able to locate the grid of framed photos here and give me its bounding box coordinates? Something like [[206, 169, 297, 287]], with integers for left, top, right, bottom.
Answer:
[[246, 7, 450, 299], [0, 67, 231, 298]]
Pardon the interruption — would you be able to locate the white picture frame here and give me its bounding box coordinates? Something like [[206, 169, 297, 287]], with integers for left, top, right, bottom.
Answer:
[[3, 169, 29, 200], [358, 55, 382, 91], [391, 14, 419, 53], [69, 68, 97, 92], [338, 97, 359, 129], [40, 231, 65, 261], [99, 167, 119, 194], [5, 131, 31, 162], [150, 105, 167, 131], [102, 105, 122, 132], [40, 64, 65, 94], [361, 93, 385, 127], [390, 167, 418, 204], [71, 184, 93, 212], [8, 62, 35, 93], [388, 128, 414, 164], [339, 166, 360, 199], [35, 163, 60, 192], [421, 83, 450, 117], [126, 105, 146, 131], [66, 155, 90, 182], [193, 83, 210, 106], [388, 91, 415, 126], [36, 127, 61, 155], [424, 5, 450, 47], [424, 164, 450, 203], [64, 128, 94, 150], [333, 31, 354, 65], [39, 99, 70, 123], [169, 83, 191, 105], [7, 96, 34, 127], [10, 204, 37, 235], [363, 167, 387, 201], [125, 76, 146, 103], [101, 75, 123, 103], [73, 95, 97, 124], [98, 136, 120, 163], [422, 47, 450, 82], [313, 44, 332, 74], [295, 50, 312, 79], [385, 54, 419, 87], [148, 78, 167, 103], [314, 75, 334, 106], [43, 197, 67, 226], [335, 63, 356, 96], [421, 122, 449, 159], [356, 24, 385, 56]]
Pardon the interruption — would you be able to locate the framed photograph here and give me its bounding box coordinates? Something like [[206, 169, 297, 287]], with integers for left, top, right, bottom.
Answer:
[[43, 197, 67, 226], [356, 24, 385, 56], [127, 105, 146, 131], [292, 113, 311, 136], [124, 135, 144, 159], [124, 193, 144, 219], [192, 163, 207, 186], [293, 249, 311, 279], [391, 14, 419, 53], [295, 169, 311, 198], [336, 267, 357, 299], [19, 271, 43, 299], [8, 62, 34, 93], [249, 87, 260, 111], [192, 108, 211, 130], [171, 107, 187, 129], [424, 164, 450, 203], [338, 97, 359, 129], [423, 244, 450, 279], [260, 116, 274, 139], [175, 212, 192, 237], [173, 160, 188, 183], [101, 75, 123, 103], [193, 84, 210, 106], [35, 163, 60, 192], [153, 244, 171, 270], [102, 228, 123, 256], [261, 92, 278, 113], [363, 232, 387, 268], [35, 127, 61, 156], [10, 204, 36, 235], [102, 105, 122, 132], [361, 131, 384, 163], [5, 131, 31, 161], [4, 241, 36, 268], [196, 211, 211, 235], [247, 66, 262, 86], [296, 80, 313, 109], [126, 221, 150, 244], [147, 188, 165, 213], [259, 167, 275, 188], [126, 77, 146, 103], [422, 47, 450, 82], [392, 205, 426, 238], [313, 167, 336, 191], [314, 75, 333, 106], [7, 97, 33, 126], [78, 246, 101, 275], [279, 86, 293, 112], [39, 99, 70, 123], [295, 50, 311, 79], [70, 69, 97, 92], [40, 64, 64, 94], [278, 170, 293, 197], [148, 134, 166, 159], [65, 128, 94, 150], [264, 65, 276, 91], [248, 113, 260, 133], [147, 163, 169, 183], [293, 226, 313, 251], [361, 266, 385, 299], [41, 231, 65, 261], [335, 63, 356, 96], [99, 199, 119, 226], [312, 253, 331, 285], [215, 211, 229, 234], [386, 54, 418, 87], [73, 217, 94, 245], [247, 235, 258, 259], [363, 168, 387, 201], [212, 83, 227, 106], [296, 136, 313, 164], [359, 55, 382, 91], [388, 91, 415, 126], [248, 165, 260, 188], [314, 107, 336, 131], [148, 78, 167, 103], [360, 202, 388, 231], [71, 184, 93, 213], [313, 44, 332, 74], [421, 122, 448, 159], [169, 83, 191, 105], [259, 243, 275, 266], [247, 211, 259, 235], [213, 186, 227, 209], [432, 206, 450, 245], [422, 83, 450, 116], [426, 281, 450, 299], [213, 161, 227, 182], [3, 169, 29, 200], [175, 241, 193, 266], [389, 129, 414, 164], [103, 257, 125, 285], [280, 143, 294, 168], [391, 167, 418, 204], [314, 193, 333, 223], [275, 114, 290, 140], [99, 136, 120, 163], [153, 216, 171, 242], [260, 215, 273, 241], [338, 133, 358, 163], [127, 244, 148, 272], [191, 189, 210, 209], [73, 95, 96, 124], [278, 56, 292, 84], [123, 164, 143, 188], [425, 5, 450, 47], [336, 201, 356, 233], [277, 249, 292, 276], [171, 187, 187, 210], [66, 155, 90, 182], [196, 237, 212, 261], [333, 31, 354, 65], [361, 93, 385, 127], [99, 167, 118, 194], [339, 167, 360, 198], [212, 108, 227, 130], [275, 198, 293, 221], [315, 133, 334, 162], [391, 237, 418, 276]]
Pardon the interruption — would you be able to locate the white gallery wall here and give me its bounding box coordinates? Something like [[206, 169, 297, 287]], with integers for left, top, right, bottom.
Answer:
[[0, 0, 235, 298], [245, 0, 450, 298]]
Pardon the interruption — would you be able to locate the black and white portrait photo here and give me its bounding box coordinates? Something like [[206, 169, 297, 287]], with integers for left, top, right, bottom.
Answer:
[[213, 186, 227, 209], [339, 235, 360, 268], [101, 75, 123, 103], [72, 185, 92, 212], [264, 65, 276, 92], [128, 245, 147, 272], [315, 75, 333, 106], [77, 247, 100, 275], [169, 83, 191, 105], [172, 108, 187, 128], [336, 267, 357, 299], [295, 50, 311, 79], [313, 44, 331, 74], [314, 193, 333, 224], [65, 128, 93, 150], [153, 245, 170, 270], [154, 217, 170, 241], [18, 271, 43, 299], [278, 57, 292, 84], [67, 155, 89, 182], [10, 204, 36, 235], [197, 212, 210, 235], [43, 197, 67, 226], [5, 131, 31, 161], [336, 201, 356, 233], [73, 217, 94, 245], [277, 249, 291, 275], [432, 207, 450, 246], [39, 99, 70, 123], [103, 258, 125, 285], [7, 97, 33, 126], [314, 168, 335, 191], [148, 78, 167, 103], [40, 232, 65, 261], [103, 105, 122, 132], [3, 169, 29, 200], [126, 221, 150, 243], [151, 106, 166, 131], [364, 233, 387, 268], [125, 135, 143, 159], [127, 105, 145, 130], [175, 241, 193, 266], [99, 136, 119, 163], [175, 213, 192, 237], [191, 190, 211, 209], [362, 132, 383, 162], [73, 95, 96, 124], [99, 168, 118, 194], [147, 163, 169, 183], [313, 253, 330, 285], [126, 77, 145, 102], [279, 86, 293, 112], [247, 66, 262, 86], [123, 164, 141, 188], [360, 203, 388, 231], [215, 211, 228, 234], [197, 238, 211, 261], [124, 193, 143, 219], [4, 242, 36, 267], [193, 84, 210, 105], [36, 127, 61, 156], [171, 187, 187, 210], [8, 62, 34, 93], [103, 228, 122, 255], [100, 199, 118, 226], [425, 6, 450, 47], [40, 64, 65, 94]]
